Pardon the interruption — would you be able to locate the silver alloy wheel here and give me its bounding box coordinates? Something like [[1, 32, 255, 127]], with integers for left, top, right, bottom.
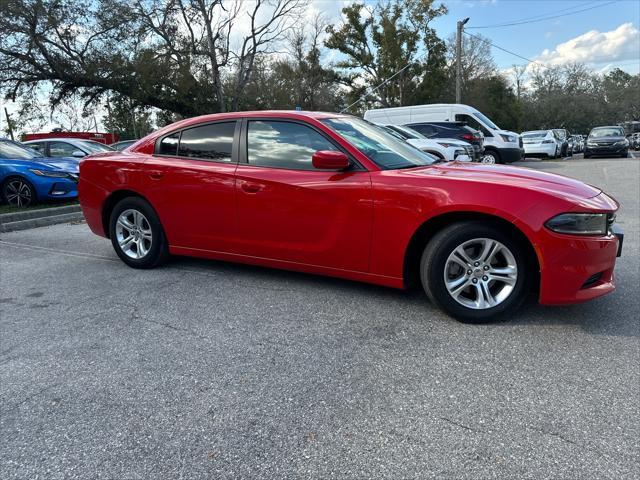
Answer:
[[481, 154, 496, 164], [443, 238, 518, 310], [115, 209, 153, 259], [4, 179, 33, 207]]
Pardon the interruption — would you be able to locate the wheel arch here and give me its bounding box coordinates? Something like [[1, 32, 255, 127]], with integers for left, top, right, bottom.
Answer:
[[101, 189, 152, 239], [403, 211, 540, 293]]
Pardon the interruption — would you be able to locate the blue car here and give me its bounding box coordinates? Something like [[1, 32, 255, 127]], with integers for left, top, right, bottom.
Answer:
[[0, 138, 79, 207]]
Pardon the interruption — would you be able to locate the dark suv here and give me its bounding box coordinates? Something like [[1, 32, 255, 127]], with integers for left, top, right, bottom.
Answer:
[[406, 122, 484, 161]]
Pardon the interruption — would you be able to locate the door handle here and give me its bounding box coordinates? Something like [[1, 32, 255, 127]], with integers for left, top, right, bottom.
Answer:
[[241, 182, 262, 194], [149, 171, 164, 180]]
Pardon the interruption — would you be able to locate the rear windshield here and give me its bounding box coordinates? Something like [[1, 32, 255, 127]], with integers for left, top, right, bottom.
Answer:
[[589, 127, 624, 138], [521, 132, 547, 139]]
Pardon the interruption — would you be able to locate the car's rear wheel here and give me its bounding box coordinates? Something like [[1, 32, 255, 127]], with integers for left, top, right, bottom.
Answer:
[[2, 177, 36, 207], [109, 197, 168, 268], [420, 222, 529, 323]]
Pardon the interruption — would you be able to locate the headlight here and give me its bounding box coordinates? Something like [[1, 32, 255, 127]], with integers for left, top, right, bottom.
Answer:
[[29, 169, 70, 178], [500, 134, 517, 143], [614, 139, 629, 147], [545, 213, 608, 236]]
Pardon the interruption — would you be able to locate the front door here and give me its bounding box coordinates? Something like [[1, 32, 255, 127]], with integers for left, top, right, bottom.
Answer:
[[234, 119, 372, 273]]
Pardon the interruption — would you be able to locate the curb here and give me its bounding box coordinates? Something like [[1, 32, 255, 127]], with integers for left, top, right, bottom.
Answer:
[[0, 205, 84, 233]]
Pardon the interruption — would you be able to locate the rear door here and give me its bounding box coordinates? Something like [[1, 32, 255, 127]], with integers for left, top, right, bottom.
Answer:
[[143, 121, 240, 252], [234, 118, 373, 272]]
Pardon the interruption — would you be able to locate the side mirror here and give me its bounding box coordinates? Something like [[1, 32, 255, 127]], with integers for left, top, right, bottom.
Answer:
[[72, 150, 86, 158], [312, 150, 350, 170]]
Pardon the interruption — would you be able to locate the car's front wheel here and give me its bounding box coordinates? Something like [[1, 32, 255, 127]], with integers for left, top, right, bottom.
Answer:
[[2, 177, 36, 207], [420, 222, 530, 323], [109, 197, 168, 268]]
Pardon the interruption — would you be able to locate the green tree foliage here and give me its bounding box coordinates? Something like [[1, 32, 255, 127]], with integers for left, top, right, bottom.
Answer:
[[102, 95, 153, 140], [325, 0, 447, 111]]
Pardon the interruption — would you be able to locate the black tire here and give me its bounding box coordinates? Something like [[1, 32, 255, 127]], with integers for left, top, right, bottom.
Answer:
[[109, 196, 169, 269], [420, 221, 530, 323], [483, 149, 502, 164], [2, 176, 36, 207], [583, 154, 591, 159]]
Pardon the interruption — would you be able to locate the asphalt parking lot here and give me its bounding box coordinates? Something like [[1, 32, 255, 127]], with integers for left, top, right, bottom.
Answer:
[[1, 156, 639, 479]]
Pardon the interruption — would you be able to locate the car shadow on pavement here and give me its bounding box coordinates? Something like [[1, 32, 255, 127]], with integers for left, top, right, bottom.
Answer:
[[164, 256, 638, 338]]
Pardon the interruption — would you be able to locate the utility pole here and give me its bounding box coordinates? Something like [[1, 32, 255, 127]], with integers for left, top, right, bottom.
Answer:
[[456, 17, 470, 104]]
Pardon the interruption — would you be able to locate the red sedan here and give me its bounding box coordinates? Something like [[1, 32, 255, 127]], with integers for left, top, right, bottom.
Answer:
[[79, 111, 623, 322]]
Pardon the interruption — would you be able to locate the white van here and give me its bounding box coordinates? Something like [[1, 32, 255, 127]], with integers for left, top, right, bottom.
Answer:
[[363, 104, 523, 164]]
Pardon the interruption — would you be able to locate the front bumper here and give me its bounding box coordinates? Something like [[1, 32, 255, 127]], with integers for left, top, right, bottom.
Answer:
[[501, 147, 523, 163], [536, 226, 621, 305], [585, 145, 628, 156]]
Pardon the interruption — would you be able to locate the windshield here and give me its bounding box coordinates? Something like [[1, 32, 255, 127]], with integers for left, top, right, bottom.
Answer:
[[0, 140, 39, 160], [590, 127, 624, 138], [78, 140, 115, 152], [473, 112, 499, 130], [323, 117, 438, 169]]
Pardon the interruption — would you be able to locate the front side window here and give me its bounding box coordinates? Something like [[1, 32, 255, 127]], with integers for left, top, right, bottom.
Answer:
[[247, 121, 337, 170], [323, 117, 437, 170], [178, 122, 236, 161], [49, 141, 79, 157]]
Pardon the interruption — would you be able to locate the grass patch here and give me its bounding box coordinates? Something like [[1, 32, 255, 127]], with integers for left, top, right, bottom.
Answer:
[[0, 200, 78, 215]]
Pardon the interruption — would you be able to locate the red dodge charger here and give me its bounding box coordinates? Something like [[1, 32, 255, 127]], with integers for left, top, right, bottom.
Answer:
[[79, 111, 623, 322]]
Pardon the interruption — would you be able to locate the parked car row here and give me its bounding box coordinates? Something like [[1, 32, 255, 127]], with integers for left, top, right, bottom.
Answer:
[[364, 104, 523, 164], [521, 126, 630, 159]]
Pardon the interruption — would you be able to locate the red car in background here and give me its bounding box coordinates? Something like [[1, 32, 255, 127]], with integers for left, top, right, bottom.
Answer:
[[79, 111, 623, 322]]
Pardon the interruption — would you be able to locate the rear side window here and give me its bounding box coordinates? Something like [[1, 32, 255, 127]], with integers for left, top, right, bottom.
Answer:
[[158, 132, 179, 156], [247, 121, 337, 170], [26, 142, 45, 154], [178, 122, 236, 161], [407, 124, 436, 137]]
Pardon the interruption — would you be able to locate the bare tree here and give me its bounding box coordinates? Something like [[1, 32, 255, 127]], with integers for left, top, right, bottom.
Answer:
[[0, 0, 306, 115]]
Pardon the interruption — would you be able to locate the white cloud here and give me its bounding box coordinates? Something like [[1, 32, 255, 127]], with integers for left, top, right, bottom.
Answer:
[[534, 22, 640, 66]]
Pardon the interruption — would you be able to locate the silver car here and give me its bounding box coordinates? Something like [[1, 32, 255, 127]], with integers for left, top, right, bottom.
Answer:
[[23, 138, 115, 158]]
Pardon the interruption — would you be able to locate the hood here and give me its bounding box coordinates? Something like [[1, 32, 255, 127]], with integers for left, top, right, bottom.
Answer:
[[404, 162, 602, 200], [35, 157, 80, 174]]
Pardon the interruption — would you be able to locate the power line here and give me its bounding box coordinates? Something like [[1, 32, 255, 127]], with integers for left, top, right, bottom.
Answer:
[[340, 62, 414, 113], [467, 0, 618, 29], [463, 31, 549, 68], [468, 0, 600, 26]]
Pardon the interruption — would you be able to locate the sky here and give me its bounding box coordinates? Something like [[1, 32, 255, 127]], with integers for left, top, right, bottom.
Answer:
[[2, 0, 639, 133], [311, 0, 640, 74]]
